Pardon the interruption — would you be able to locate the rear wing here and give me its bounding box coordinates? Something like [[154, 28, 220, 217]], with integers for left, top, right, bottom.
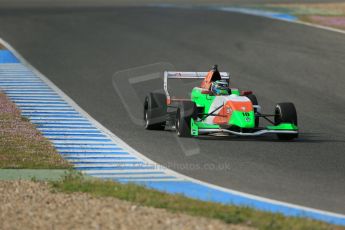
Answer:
[[164, 71, 230, 105]]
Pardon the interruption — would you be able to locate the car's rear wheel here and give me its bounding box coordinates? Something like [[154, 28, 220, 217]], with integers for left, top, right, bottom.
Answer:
[[246, 94, 259, 128], [144, 92, 166, 130], [176, 101, 197, 137], [274, 102, 298, 140]]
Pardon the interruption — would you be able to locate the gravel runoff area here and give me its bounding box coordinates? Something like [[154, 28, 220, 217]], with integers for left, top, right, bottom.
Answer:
[[0, 180, 252, 230]]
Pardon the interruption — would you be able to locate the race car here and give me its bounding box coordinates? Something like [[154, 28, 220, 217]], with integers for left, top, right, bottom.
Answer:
[[144, 65, 298, 140]]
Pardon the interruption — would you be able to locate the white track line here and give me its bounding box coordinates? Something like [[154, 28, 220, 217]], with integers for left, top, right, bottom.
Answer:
[[92, 174, 177, 179], [58, 150, 126, 153], [65, 154, 135, 158], [68, 159, 140, 163]]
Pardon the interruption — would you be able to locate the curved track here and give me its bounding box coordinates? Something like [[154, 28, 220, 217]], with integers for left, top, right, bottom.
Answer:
[[0, 5, 344, 214]]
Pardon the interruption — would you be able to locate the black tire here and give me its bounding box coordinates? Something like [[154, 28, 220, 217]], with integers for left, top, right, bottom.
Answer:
[[144, 92, 167, 130], [274, 102, 298, 140], [176, 101, 197, 137], [246, 94, 259, 128]]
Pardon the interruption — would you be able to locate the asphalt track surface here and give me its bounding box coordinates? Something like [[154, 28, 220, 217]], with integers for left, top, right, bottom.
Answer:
[[0, 4, 344, 214]]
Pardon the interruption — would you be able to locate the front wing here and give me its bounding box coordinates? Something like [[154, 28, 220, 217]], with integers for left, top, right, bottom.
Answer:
[[191, 121, 298, 137]]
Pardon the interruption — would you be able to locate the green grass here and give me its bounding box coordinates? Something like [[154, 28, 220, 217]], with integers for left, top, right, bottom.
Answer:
[[0, 134, 71, 169], [0, 93, 71, 169], [51, 172, 344, 230]]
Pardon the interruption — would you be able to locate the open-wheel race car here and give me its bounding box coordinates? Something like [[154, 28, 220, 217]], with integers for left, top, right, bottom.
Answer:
[[144, 65, 298, 140]]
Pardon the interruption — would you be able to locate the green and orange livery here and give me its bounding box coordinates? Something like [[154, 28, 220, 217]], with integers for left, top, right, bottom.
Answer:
[[144, 66, 298, 140]]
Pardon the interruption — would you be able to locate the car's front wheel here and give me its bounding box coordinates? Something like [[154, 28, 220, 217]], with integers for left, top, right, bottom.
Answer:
[[274, 102, 298, 140], [176, 101, 197, 137]]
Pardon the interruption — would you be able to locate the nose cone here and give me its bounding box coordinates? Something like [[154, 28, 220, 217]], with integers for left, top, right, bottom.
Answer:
[[211, 95, 255, 128], [229, 111, 255, 128], [226, 99, 255, 128]]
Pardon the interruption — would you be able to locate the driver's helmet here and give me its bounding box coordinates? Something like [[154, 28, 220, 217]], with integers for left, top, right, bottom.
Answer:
[[211, 80, 229, 95]]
